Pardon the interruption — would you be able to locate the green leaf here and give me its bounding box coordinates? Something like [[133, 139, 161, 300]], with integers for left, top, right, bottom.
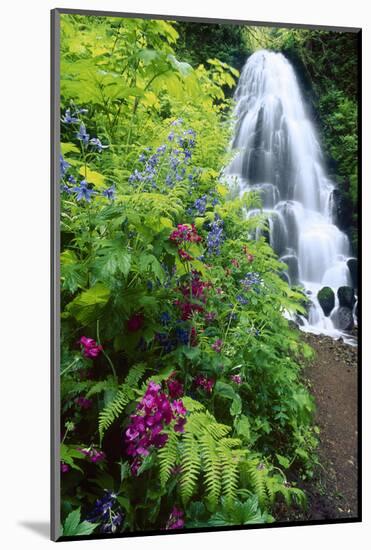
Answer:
[[276, 454, 290, 469], [78, 166, 106, 189], [67, 283, 110, 324], [230, 394, 242, 417], [62, 508, 81, 535]]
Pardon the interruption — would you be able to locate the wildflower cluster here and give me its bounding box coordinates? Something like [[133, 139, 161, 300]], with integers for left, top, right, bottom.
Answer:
[[175, 271, 210, 321], [240, 272, 262, 289], [128, 123, 197, 192], [79, 336, 102, 359], [169, 224, 202, 245], [194, 374, 215, 394], [206, 215, 224, 255], [87, 491, 123, 533], [124, 382, 187, 475]]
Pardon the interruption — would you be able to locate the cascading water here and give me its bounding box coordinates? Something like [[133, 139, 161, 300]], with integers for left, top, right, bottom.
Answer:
[[226, 50, 357, 343]]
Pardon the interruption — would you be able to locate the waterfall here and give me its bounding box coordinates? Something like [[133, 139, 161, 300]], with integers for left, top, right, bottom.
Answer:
[[226, 50, 356, 342]]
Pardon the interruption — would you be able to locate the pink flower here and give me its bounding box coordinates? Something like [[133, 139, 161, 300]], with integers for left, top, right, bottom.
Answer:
[[166, 507, 185, 530], [61, 462, 70, 474], [167, 376, 184, 399], [211, 338, 223, 353], [75, 396, 93, 409], [79, 336, 102, 359], [127, 313, 144, 332], [230, 374, 242, 385], [178, 248, 193, 261], [194, 374, 215, 394]]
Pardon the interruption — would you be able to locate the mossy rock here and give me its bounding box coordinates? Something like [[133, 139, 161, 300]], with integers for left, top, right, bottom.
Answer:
[[317, 286, 335, 317]]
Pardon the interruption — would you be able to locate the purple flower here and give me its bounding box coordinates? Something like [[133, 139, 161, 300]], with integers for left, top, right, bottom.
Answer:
[[211, 338, 223, 353], [166, 507, 185, 530], [75, 396, 93, 409], [76, 123, 89, 145], [73, 180, 96, 202], [80, 447, 106, 463], [102, 185, 115, 200], [79, 335, 102, 358], [61, 462, 70, 473], [60, 154, 70, 176], [230, 374, 242, 384], [61, 108, 79, 124], [90, 137, 109, 152], [124, 381, 187, 475]]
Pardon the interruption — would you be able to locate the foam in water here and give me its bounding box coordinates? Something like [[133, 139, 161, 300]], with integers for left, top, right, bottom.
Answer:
[[226, 50, 356, 343]]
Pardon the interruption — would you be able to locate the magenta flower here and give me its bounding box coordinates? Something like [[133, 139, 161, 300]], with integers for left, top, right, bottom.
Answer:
[[79, 447, 106, 463], [166, 507, 185, 530], [127, 313, 144, 332], [178, 248, 193, 261], [230, 374, 242, 384], [61, 462, 70, 474], [79, 336, 102, 359], [75, 396, 93, 409], [124, 381, 187, 475], [211, 338, 223, 353], [194, 374, 215, 394], [167, 376, 184, 399]]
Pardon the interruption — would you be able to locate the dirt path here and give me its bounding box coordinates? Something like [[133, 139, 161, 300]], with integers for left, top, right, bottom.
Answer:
[[298, 332, 359, 520]]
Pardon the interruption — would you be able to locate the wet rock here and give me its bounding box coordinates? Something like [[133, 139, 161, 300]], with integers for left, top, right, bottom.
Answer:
[[337, 286, 355, 309], [347, 258, 358, 290], [317, 286, 335, 317], [331, 306, 354, 331], [280, 254, 299, 285]]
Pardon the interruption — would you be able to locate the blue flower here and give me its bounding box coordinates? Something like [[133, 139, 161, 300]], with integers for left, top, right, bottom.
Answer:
[[60, 154, 70, 176], [160, 312, 171, 325], [102, 185, 115, 200], [171, 118, 183, 126], [90, 137, 108, 152], [61, 108, 79, 124], [206, 216, 224, 255], [193, 195, 207, 215], [60, 183, 73, 194], [76, 123, 89, 145], [73, 180, 95, 202], [240, 272, 261, 289], [236, 294, 249, 305]]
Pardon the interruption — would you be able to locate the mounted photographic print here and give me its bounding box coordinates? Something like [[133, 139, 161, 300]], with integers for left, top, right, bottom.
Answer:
[[51, 8, 361, 541]]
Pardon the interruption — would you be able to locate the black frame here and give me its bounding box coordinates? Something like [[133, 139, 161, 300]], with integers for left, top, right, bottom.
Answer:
[[51, 7, 362, 542]]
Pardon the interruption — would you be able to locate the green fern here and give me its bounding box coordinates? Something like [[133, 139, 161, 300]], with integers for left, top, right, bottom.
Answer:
[[158, 429, 179, 487], [199, 432, 222, 510], [180, 431, 202, 503], [125, 363, 146, 387], [98, 384, 134, 443]]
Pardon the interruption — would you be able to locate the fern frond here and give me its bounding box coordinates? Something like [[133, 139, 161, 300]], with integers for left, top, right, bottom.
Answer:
[[98, 384, 133, 443], [180, 432, 201, 504], [158, 430, 179, 487], [125, 363, 146, 387], [200, 432, 221, 510], [86, 377, 117, 398], [218, 443, 240, 506]]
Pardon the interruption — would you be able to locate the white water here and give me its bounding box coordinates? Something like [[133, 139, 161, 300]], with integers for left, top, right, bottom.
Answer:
[[226, 50, 356, 343]]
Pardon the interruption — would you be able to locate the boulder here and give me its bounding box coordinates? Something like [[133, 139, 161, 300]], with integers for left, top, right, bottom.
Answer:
[[331, 306, 354, 331], [317, 286, 335, 317], [280, 254, 299, 285], [330, 188, 352, 231], [347, 258, 358, 289], [337, 286, 355, 309]]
